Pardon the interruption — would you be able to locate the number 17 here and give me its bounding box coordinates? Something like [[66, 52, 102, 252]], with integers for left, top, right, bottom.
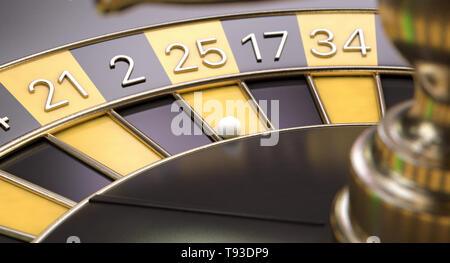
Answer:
[[241, 31, 288, 62]]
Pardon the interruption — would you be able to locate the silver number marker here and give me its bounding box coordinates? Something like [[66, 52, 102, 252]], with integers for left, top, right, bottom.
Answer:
[[66, 236, 81, 243], [0, 116, 10, 131], [29, 71, 89, 112], [166, 43, 198, 74], [343, 28, 371, 56], [58, 71, 89, 97], [366, 236, 381, 243], [310, 29, 337, 58], [109, 55, 146, 87], [29, 79, 69, 112], [196, 38, 227, 68], [263, 30, 288, 61], [242, 33, 262, 62]]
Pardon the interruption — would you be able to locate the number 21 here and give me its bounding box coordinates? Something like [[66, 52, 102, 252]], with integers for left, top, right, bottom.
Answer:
[[29, 71, 89, 112]]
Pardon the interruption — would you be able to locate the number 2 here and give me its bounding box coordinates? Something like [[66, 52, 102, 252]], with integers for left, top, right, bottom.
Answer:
[[110, 55, 146, 87], [166, 43, 199, 73], [29, 79, 69, 112]]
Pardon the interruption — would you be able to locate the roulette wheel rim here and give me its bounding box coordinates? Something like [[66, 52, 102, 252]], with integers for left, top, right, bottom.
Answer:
[[0, 0, 421, 242]]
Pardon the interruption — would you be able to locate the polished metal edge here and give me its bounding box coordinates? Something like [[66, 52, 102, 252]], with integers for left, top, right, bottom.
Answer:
[[108, 110, 171, 158], [0, 66, 414, 159], [45, 134, 122, 180], [0, 169, 76, 208], [351, 127, 449, 213], [375, 73, 387, 117], [0, 8, 378, 71], [172, 92, 222, 141], [240, 81, 275, 130], [93, 194, 324, 226], [0, 225, 35, 243], [330, 188, 364, 243], [377, 101, 445, 169], [33, 123, 375, 243], [306, 74, 331, 124]]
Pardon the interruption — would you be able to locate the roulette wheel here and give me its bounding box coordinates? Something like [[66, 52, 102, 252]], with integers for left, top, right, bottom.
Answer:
[[0, 0, 447, 243]]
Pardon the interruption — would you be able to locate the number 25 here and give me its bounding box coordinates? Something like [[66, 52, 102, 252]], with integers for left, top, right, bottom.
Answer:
[[166, 38, 228, 74]]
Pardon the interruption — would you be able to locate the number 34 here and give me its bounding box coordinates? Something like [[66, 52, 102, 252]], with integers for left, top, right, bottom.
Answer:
[[310, 28, 371, 58]]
